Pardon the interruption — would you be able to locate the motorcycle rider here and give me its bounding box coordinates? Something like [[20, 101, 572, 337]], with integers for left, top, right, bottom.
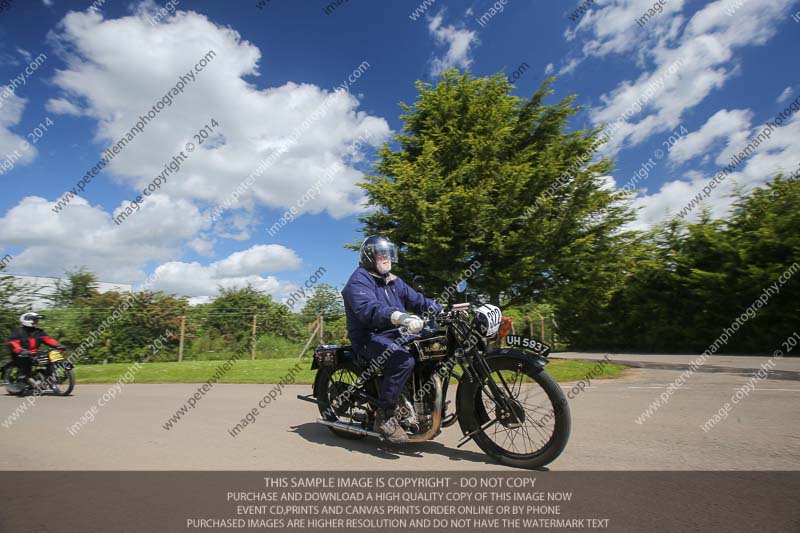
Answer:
[[342, 235, 442, 444], [6, 312, 63, 387]]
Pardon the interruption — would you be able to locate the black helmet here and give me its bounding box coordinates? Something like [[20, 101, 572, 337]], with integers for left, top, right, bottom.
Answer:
[[359, 235, 398, 273]]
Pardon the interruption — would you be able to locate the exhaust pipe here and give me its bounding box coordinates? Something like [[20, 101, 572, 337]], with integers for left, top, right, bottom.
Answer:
[[317, 419, 383, 439]]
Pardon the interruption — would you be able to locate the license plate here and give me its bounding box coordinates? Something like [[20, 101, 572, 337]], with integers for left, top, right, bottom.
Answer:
[[505, 335, 550, 356], [49, 352, 64, 362]]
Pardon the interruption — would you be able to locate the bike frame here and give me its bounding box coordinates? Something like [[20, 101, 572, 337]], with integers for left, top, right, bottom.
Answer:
[[305, 307, 550, 441]]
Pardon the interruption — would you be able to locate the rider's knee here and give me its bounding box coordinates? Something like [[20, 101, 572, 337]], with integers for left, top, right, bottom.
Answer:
[[399, 353, 415, 371]]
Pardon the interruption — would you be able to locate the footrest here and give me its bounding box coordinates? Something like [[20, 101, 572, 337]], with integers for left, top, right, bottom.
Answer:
[[296, 394, 320, 405]]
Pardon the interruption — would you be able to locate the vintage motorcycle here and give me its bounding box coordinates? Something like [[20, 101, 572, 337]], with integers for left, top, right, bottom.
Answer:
[[297, 281, 571, 470], [2, 348, 75, 396]]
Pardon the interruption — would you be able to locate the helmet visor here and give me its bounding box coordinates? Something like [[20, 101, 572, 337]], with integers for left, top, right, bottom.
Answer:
[[368, 242, 398, 263]]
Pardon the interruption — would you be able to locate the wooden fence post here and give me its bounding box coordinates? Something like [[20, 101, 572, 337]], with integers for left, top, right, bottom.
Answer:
[[250, 312, 257, 360], [177, 312, 186, 362]]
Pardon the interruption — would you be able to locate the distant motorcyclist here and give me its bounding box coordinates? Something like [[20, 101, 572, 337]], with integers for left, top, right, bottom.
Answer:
[[342, 235, 442, 443], [6, 312, 64, 387]]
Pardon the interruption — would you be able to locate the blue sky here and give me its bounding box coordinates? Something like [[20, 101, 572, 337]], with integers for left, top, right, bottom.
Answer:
[[0, 0, 798, 305]]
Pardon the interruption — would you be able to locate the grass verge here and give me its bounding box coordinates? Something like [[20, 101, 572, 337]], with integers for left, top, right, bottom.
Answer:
[[75, 357, 626, 384]]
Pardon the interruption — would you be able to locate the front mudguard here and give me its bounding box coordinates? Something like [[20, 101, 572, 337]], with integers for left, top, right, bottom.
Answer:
[[455, 348, 548, 437]]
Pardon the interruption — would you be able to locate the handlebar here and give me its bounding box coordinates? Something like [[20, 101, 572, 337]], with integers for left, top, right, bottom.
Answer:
[[18, 347, 65, 356], [382, 303, 476, 338]]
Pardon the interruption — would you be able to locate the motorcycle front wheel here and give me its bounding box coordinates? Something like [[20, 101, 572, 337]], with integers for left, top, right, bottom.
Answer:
[[463, 357, 571, 469], [48, 364, 75, 396]]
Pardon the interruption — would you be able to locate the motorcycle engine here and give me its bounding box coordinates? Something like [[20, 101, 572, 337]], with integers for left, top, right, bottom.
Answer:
[[396, 373, 437, 434], [397, 394, 420, 432]]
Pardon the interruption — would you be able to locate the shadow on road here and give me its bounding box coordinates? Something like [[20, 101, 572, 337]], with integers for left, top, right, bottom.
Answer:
[[289, 422, 542, 470], [0, 392, 74, 399]]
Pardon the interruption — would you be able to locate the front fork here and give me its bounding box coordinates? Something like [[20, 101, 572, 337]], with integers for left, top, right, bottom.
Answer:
[[449, 322, 519, 415], [464, 358, 525, 438]]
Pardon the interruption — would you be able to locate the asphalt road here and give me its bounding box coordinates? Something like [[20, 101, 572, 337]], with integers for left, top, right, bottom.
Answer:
[[1, 354, 798, 470]]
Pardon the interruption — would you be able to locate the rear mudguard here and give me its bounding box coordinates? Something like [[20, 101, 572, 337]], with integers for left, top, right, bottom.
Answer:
[[455, 348, 548, 437]]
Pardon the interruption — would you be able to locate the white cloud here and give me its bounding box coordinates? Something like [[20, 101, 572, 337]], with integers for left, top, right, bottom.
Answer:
[[0, 194, 208, 281], [149, 244, 301, 300], [0, 195, 308, 301], [669, 109, 752, 164], [565, 0, 687, 60], [213, 244, 300, 277], [42, 0, 54, 6], [557, 57, 581, 76], [544, 63, 554, 75], [630, 111, 800, 227], [427, 13, 478, 77], [777, 86, 794, 103], [556, 0, 800, 228], [15, 48, 32, 62], [627, 177, 703, 230], [46, 6, 391, 224], [187, 237, 214, 256], [0, 94, 37, 173], [598, 175, 616, 191], [567, 0, 794, 157], [3, 5, 392, 294], [45, 97, 82, 115]]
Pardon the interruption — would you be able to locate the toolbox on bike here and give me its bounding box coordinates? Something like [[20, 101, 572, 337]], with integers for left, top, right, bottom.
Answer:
[[313, 345, 340, 367]]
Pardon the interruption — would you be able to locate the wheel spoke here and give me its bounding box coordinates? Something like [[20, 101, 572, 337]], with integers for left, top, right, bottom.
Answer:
[[327, 369, 369, 427], [477, 365, 561, 458]]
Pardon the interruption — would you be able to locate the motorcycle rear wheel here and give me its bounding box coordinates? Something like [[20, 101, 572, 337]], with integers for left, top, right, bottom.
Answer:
[[2, 365, 24, 396], [313, 364, 377, 440]]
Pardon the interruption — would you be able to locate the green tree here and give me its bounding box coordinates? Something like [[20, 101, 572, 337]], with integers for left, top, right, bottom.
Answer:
[[0, 270, 36, 337], [205, 286, 270, 346], [51, 268, 99, 308], [104, 291, 184, 362], [573, 176, 800, 353], [355, 69, 635, 306], [724, 176, 800, 352], [204, 285, 303, 350], [300, 284, 344, 323]]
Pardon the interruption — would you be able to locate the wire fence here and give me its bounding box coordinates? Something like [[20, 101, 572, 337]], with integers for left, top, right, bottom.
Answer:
[[13, 305, 559, 365], [21, 308, 335, 364]]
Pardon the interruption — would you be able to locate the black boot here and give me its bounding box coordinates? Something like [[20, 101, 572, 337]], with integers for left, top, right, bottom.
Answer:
[[374, 408, 408, 444]]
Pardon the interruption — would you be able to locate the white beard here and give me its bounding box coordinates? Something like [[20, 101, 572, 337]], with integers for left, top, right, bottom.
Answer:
[[376, 260, 392, 275]]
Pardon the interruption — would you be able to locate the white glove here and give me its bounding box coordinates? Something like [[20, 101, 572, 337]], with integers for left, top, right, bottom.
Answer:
[[391, 311, 424, 334]]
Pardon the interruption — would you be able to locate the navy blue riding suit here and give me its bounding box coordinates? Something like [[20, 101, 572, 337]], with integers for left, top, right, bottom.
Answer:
[[341, 266, 442, 410]]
